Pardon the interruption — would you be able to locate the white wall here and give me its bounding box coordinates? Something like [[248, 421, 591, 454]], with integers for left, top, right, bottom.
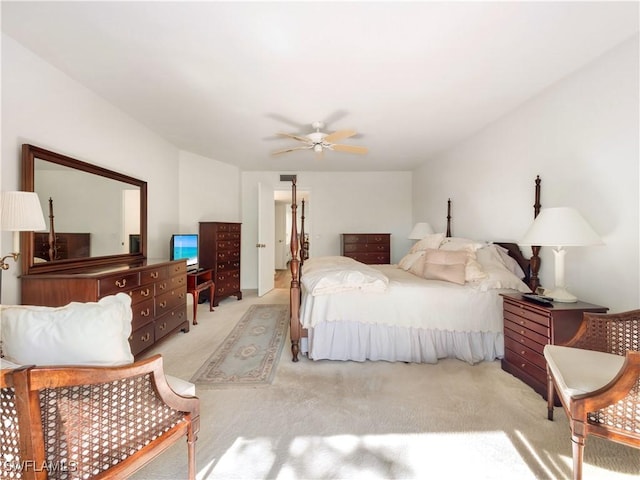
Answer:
[[1, 35, 182, 303], [413, 36, 639, 312], [241, 171, 413, 290], [177, 150, 241, 234]]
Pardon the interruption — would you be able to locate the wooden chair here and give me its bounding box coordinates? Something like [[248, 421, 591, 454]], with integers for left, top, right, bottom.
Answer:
[[544, 309, 640, 480], [0, 354, 199, 480]]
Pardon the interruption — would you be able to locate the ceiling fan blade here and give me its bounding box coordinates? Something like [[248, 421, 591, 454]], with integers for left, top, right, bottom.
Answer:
[[276, 132, 312, 143], [266, 113, 307, 131], [272, 145, 313, 156], [330, 144, 369, 155], [324, 129, 357, 143]]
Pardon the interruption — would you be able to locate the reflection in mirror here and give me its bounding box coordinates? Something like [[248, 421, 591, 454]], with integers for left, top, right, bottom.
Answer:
[[21, 144, 147, 275]]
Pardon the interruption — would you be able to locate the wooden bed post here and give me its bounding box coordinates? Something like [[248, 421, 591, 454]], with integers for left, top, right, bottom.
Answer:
[[289, 178, 301, 362], [529, 175, 542, 293], [446, 198, 452, 237], [300, 199, 307, 263]]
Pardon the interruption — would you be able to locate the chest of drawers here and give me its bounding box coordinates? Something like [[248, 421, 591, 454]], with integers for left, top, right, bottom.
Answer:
[[21, 259, 188, 357], [341, 233, 391, 264], [199, 222, 242, 306], [500, 293, 607, 401]]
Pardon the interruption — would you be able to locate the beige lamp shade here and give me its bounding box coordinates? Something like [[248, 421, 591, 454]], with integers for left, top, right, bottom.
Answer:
[[408, 222, 435, 240], [1, 191, 47, 253], [520, 207, 603, 303]]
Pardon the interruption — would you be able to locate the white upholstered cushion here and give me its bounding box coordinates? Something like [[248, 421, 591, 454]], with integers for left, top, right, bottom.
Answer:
[[1, 293, 134, 366], [166, 375, 196, 397], [544, 345, 625, 402]]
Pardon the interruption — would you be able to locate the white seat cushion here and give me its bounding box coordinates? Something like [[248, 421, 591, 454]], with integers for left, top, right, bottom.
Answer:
[[544, 345, 625, 402], [165, 375, 196, 397]]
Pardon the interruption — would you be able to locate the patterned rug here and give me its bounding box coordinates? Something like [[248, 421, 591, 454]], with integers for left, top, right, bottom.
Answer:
[[190, 304, 289, 388]]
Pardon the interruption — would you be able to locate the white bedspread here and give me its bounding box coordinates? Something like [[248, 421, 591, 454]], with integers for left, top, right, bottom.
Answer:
[[300, 265, 505, 333], [301, 256, 389, 296]]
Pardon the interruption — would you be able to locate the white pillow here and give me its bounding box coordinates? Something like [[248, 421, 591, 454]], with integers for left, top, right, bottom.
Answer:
[[1, 293, 134, 366], [439, 237, 486, 252], [473, 246, 531, 293], [398, 251, 425, 271], [409, 233, 445, 253], [493, 244, 527, 279]]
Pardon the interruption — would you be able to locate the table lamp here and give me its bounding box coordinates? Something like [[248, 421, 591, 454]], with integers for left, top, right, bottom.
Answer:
[[409, 222, 434, 240], [1, 191, 47, 270], [520, 207, 603, 303]]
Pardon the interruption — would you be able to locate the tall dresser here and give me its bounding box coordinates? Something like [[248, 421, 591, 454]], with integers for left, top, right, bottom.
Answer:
[[21, 259, 188, 357], [199, 222, 242, 306], [341, 233, 391, 264]]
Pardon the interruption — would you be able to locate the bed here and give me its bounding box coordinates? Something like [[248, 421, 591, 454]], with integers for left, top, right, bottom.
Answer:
[[288, 176, 542, 364]]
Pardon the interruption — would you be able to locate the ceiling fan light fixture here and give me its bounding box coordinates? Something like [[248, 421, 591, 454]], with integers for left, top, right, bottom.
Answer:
[[313, 144, 323, 153]]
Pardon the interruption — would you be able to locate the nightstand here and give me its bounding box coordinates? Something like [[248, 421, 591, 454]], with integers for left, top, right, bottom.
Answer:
[[500, 293, 608, 402]]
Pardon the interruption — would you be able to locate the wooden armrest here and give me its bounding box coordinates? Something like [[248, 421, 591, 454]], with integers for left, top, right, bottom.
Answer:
[[572, 350, 640, 416]]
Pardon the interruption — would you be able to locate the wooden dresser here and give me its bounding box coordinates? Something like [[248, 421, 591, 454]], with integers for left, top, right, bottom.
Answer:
[[341, 233, 391, 264], [21, 259, 188, 357], [199, 222, 242, 306], [33, 232, 91, 261], [500, 293, 608, 402]]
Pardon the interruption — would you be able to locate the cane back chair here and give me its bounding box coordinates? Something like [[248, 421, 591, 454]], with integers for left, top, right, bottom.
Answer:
[[0, 354, 199, 480], [544, 309, 640, 480]]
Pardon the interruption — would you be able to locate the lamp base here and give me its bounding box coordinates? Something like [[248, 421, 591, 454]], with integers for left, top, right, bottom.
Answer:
[[543, 286, 578, 303]]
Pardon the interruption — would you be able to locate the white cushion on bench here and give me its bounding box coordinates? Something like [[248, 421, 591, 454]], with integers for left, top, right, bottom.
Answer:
[[543, 345, 625, 401]]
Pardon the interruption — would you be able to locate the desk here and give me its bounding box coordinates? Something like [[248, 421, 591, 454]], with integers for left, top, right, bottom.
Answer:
[[186, 269, 215, 325]]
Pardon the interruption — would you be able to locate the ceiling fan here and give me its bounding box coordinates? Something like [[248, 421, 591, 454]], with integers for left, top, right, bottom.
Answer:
[[272, 121, 368, 157]]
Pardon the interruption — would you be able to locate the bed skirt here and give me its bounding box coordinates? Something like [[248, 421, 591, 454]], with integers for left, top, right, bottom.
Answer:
[[302, 321, 504, 365]]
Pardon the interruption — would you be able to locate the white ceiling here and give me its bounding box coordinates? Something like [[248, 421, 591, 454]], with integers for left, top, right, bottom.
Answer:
[[2, 1, 638, 172]]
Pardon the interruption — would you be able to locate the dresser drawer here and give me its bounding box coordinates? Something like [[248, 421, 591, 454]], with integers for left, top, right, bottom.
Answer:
[[155, 306, 187, 340], [131, 297, 155, 330], [343, 243, 390, 253], [156, 285, 187, 316], [140, 265, 168, 285], [129, 284, 154, 305], [347, 252, 390, 264], [129, 323, 155, 356], [343, 234, 389, 244], [98, 271, 140, 297]]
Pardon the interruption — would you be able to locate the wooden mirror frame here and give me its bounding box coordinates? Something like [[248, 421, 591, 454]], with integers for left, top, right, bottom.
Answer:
[[20, 144, 148, 275]]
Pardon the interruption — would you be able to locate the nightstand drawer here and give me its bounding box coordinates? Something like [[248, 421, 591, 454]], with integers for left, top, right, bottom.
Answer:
[[504, 318, 549, 348], [504, 337, 546, 370], [504, 301, 550, 327], [504, 310, 549, 337], [504, 348, 547, 384]]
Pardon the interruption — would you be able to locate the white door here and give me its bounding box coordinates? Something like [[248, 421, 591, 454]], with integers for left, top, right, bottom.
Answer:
[[257, 182, 275, 296]]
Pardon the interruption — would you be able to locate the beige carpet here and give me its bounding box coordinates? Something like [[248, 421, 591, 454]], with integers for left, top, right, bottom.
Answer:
[[132, 288, 639, 480]]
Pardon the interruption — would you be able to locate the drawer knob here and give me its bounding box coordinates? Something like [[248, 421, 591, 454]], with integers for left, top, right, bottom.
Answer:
[[141, 332, 151, 342], [159, 301, 167, 308], [115, 279, 127, 288], [140, 308, 150, 317], [521, 363, 526, 368], [151, 271, 159, 279], [141, 288, 150, 297], [159, 322, 167, 331]]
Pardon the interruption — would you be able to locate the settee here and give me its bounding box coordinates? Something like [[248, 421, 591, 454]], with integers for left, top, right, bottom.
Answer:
[[0, 293, 200, 480]]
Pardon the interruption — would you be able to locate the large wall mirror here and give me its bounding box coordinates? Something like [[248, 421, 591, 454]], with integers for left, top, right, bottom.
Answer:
[[21, 144, 147, 275]]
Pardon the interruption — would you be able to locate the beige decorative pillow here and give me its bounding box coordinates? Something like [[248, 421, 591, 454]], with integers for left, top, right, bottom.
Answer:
[[408, 252, 427, 277], [421, 249, 467, 285], [409, 233, 445, 253]]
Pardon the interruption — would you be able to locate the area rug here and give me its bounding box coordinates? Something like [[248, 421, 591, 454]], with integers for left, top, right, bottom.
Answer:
[[190, 304, 289, 388]]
